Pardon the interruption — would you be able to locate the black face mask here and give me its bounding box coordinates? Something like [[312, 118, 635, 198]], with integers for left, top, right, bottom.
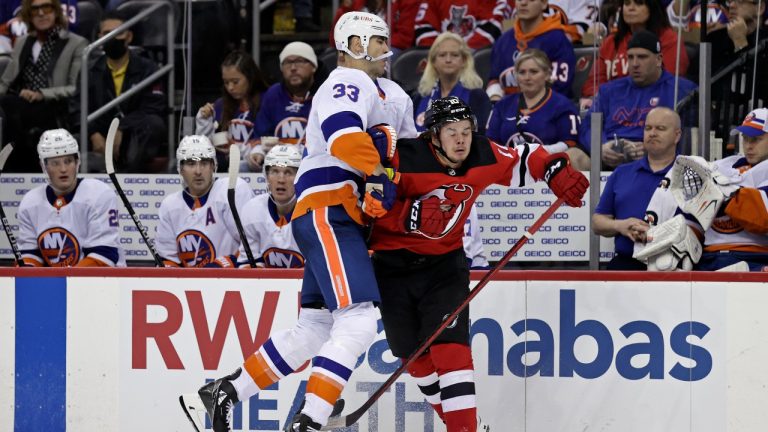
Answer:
[[104, 38, 128, 60]]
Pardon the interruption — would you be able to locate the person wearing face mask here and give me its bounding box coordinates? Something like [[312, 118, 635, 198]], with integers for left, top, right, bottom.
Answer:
[[85, 10, 167, 172]]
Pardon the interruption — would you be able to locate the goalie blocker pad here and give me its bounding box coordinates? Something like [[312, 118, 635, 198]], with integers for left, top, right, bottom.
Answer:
[[633, 215, 703, 271], [668, 156, 737, 231]]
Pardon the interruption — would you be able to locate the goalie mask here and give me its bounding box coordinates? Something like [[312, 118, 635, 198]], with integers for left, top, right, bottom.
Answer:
[[334, 11, 393, 62], [667, 155, 738, 231]]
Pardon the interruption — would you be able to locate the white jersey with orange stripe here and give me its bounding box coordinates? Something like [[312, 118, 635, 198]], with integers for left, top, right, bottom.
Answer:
[[16, 178, 126, 267], [236, 193, 304, 268], [294, 67, 393, 225], [156, 177, 254, 267], [376, 77, 419, 140]]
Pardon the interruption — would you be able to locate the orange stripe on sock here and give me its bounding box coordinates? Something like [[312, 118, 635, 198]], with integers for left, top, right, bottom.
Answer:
[[313, 209, 351, 308], [306, 372, 344, 405], [244, 352, 280, 389]]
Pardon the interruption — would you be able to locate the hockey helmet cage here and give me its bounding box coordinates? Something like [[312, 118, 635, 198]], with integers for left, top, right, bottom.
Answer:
[[424, 96, 476, 134], [176, 135, 217, 174], [334, 11, 392, 61], [38, 129, 79, 162], [264, 145, 302, 171]]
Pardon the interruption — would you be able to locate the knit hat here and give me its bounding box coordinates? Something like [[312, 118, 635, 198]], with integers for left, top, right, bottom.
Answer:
[[279, 41, 318, 68], [627, 30, 661, 54], [730, 108, 768, 137]]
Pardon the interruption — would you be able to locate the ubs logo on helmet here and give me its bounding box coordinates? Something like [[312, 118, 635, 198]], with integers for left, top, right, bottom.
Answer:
[[38, 227, 81, 266], [176, 229, 216, 267]]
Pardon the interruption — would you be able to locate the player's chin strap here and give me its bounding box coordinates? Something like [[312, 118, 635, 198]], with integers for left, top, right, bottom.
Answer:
[[432, 141, 461, 165], [341, 47, 393, 62], [269, 193, 297, 210]]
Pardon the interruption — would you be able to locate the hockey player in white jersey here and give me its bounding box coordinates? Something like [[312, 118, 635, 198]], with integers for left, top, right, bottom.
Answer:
[[17, 129, 125, 267], [156, 135, 254, 267], [235, 145, 304, 268], [636, 108, 768, 271]]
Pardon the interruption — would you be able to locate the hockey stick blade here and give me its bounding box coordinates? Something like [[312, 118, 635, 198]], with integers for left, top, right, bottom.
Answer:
[[227, 145, 256, 267], [322, 197, 566, 430], [105, 118, 164, 266], [179, 393, 206, 432], [0, 144, 25, 267]]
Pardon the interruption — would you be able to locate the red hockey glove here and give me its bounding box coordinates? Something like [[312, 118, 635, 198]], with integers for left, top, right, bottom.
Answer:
[[367, 124, 397, 163], [543, 154, 589, 207], [403, 185, 472, 237], [362, 170, 400, 218]]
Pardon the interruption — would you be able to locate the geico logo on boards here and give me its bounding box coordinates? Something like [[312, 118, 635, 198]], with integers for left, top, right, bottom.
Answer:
[[490, 250, 507, 257], [139, 214, 159, 220], [256, 176, 266, 184], [10, 224, 19, 231], [552, 213, 569, 219], [155, 178, 181, 184], [482, 238, 501, 245], [475, 201, 484, 208], [508, 238, 534, 244], [479, 214, 500, 220], [32, 177, 48, 183], [470, 290, 712, 381], [125, 178, 149, 184], [130, 201, 149, 208], [541, 238, 569, 244], [507, 188, 534, 195], [1, 177, 24, 183], [600, 251, 616, 258], [15, 188, 30, 195], [155, 202, 162, 208], [126, 249, 148, 256], [541, 188, 552, 194], [507, 213, 534, 220], [254, 188, 268, 195], [491, 225, 517, 232], [524, 250, 551, 256], [524, 201, 551, 207], [241, 176, 252, 183], [482, 189, 500, 195], [526, 225, 551, 232], [123, 189, 134, 196], [491, 201, 517, 207], [124, 225, 138, 231], [140, 190, 165, 196], [2, 200, 20, 207], [559, 250, 586, 257], [120, 237, 133, 244], [559, 225, 585, 231]]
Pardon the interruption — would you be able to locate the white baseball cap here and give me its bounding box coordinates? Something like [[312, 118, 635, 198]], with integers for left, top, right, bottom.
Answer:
[[279, 42, 318, 68], [731, 108, 768, 137]]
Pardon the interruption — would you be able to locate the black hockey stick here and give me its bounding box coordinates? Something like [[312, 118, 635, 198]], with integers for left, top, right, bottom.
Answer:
[[322, 197, 566, 430], [226, 145, 256, 268], [0, 144, 25, 267], [105, 118, 164, 266]]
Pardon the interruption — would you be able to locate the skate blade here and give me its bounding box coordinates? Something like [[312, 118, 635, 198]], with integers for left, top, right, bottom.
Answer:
[[179, 393, 207, 432]]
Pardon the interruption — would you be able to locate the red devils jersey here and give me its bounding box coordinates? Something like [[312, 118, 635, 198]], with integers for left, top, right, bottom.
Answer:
[[369, 135, 550, 255]]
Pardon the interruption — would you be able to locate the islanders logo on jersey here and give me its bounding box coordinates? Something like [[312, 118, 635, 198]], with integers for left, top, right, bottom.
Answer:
[[38, 227, 81, 267], [274, 117, 308, 145], [176, 229, 217, 267], [262, 248, 305, 268], [410, 184, 474, 239]]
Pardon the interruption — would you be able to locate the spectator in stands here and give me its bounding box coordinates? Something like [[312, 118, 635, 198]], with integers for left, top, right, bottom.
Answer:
[[414, 0, 511, 50], [580, 0, 688, 107], [580, 30, 696, 169], [293, 0, 320, 32], [487, 0, 575, 101], [87, 10, 166, 173], [592, 106, 681, 270], [249, 42, 318, 171], [1, 0, 79, 52], [0, 0, 87, 173], [412, 32, 491, 133], [195, 50, 269, 172], [666, 0, 730, 32], [486, 48, 589, 169]]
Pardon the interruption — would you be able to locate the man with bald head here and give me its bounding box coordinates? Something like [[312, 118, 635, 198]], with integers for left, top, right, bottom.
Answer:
[[592, 107, 681, 270]]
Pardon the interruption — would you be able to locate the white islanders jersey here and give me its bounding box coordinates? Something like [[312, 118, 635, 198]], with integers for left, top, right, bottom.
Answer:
[[17, 178, 125, 267], [156, 177, 254, 267], [236, 193, 304, 268], [376, 76, 419, 139]]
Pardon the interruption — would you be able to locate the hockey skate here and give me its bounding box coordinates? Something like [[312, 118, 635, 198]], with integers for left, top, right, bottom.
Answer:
[[288, 413, 322, 432], [478, 416, 491, 431], [284, 399, 345, 431], [179, 368, 241, 432]]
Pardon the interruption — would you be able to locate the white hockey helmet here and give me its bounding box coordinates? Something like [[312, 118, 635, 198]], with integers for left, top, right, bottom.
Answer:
[[38, 129, 79, 162], [334, 11, 392, 62], [176, 135, 216, 174], [264, 145, 302, 172]]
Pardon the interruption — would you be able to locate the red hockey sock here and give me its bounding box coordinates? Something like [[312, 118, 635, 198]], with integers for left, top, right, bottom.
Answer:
[[406, 354, 445, 421], [430, 343, 477, 432]]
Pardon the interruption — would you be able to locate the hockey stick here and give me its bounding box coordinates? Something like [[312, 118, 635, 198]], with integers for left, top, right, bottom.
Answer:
[[105, 118, 164, 267], [227, 145, 256, 268], [322, 197, 566, 430], [0, 144, 25, 267]]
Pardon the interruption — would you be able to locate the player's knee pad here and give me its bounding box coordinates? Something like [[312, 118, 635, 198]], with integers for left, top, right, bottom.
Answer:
[[271, 308, 333, 369], [328, 301, 378, 357], [430, 342, 474, 374], [407, 353, 436, 378]]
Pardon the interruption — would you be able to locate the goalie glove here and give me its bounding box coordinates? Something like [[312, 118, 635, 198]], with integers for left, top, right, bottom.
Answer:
[[367, 124, 397, 163], [668, 156, 739, 231], [403, 185, 473, 238], [362, 169, 400, 218], [633, 215, 702, 271], [542, 153, 589, 207]]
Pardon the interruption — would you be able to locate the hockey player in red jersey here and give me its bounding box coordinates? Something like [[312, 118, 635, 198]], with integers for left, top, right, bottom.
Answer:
[[368, 96, 588, 432]]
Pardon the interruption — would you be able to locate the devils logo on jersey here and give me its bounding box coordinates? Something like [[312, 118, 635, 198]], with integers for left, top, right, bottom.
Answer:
[[262, 248, 305, 268], [443, 5, 476, 38], [176, 229, 217, 267], [38, 227, 81, 267], [411, 184, 474, 239]]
